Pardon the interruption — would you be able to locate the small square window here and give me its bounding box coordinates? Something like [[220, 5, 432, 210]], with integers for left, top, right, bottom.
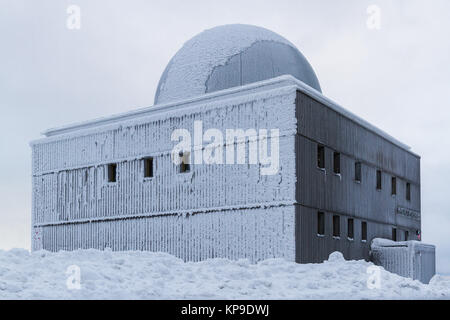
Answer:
[[391, 177, 397, 195], [361, 221, 367, 241], [333, 215, 340, 238], [107, 164, 117, 183], [347, 218, 354, 239], [180, 152, 191, 173], [406, 182, 411, 201], [333, 152, 341, 174], [317, 145, 325, 169], [355, 162, 362, 182], [317, 212, 325, 235], [144, 157, 154, 178]]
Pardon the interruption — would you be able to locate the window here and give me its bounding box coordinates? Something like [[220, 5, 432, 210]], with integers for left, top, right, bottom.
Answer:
[[348, 218, 354, 239], [361, 221, 367, 241], [406, 182, 411, 201], [355, 162, 362, 182], [317, 145, 325, 169], [333, 215, 340, 238], [391, 177, 397, 195], [392, 228, 397, 241], [317, 212, 325, 235], [107, 164, 117, 183], [180, 152, 191, 173], [376, 170, 382, 190], [404, 230, 409, 241], [333, 152, 341, 174], [144, 157, 154, 178]]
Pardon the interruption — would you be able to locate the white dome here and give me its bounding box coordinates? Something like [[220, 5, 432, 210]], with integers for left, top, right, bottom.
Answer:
[[155, 24, 321, 105]]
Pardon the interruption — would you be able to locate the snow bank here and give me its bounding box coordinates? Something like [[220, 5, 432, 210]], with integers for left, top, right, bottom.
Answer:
[[0, 249, 448, 300]]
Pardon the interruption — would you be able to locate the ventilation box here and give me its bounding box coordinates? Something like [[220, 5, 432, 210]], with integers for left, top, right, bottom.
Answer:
[[370, 238, 436, 284]]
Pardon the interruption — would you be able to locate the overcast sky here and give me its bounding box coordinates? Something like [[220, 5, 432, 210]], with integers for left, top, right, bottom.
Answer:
[[0, 0, 449, 274]]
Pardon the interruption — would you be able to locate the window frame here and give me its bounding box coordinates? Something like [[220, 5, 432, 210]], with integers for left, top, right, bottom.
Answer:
[[361, 221, 367, 241], [143, 157, 154, 179], [347, 218, 354, 240], [376, 170, 382, 190], [317, 211, 325, 236], [406, 182, 411, 201], [107, 163, 117, 183], [355, 162, 362, 182], [179, 151, 191, 174], [333, 152, 341, 175], [333, 215, 340, 238], [391, 176, 397, 196], [317, 145, 325, 170]]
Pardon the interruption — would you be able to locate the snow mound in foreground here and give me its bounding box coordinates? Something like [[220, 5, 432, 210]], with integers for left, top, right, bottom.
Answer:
[[0, 249, 448, 300]]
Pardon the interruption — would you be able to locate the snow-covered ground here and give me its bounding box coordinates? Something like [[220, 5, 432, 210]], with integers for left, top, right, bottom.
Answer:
[[0, 249, 449, 300]]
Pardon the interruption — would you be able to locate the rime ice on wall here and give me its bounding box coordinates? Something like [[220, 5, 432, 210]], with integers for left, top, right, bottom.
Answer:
[[31, 86, 298, 262], [371, 238, 436, 284]]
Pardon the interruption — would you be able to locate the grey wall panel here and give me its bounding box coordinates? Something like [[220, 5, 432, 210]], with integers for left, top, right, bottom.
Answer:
[[294, 90, 421, 263]]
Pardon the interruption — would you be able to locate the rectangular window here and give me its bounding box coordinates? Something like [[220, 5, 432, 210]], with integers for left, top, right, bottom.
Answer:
[[406, 182, 411, 201], [333, 215, 340, 238], [180, 152, 191, 173], [317, 145, 325, 169], [392, 228, 397, 241], [348, 218, 354, 239], [317, 212, 325, 235], [361, 221, 367, 241], [355, 162, 362, 182], [391, 177, 397, 195], [144, 157, 154, 178], [376, 170, 382, 190], [333, 152, 341, 174], [107, 164, 117, 183], [405, 230, 409, 241]]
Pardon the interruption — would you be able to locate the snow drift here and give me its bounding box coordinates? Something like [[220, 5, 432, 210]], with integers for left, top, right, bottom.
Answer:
[[0, 249, 448, 300]]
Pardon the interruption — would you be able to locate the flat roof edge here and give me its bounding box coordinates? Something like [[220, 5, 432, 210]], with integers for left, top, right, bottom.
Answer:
[[38, 75, 418, 156]]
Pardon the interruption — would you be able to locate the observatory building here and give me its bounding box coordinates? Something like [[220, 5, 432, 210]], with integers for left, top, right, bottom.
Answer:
[[31, 25, 421, 263]]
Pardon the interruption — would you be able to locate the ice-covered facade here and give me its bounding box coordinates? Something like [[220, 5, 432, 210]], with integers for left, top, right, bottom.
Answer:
[[31, 25, 421, 263]]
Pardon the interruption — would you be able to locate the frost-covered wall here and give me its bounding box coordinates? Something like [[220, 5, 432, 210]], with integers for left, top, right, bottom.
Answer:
[[371, 239, 436, 284], [31, 86, 298, 262]]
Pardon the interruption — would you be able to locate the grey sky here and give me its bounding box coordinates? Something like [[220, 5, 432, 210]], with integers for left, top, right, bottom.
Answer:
[[1, 0, 449, 273]]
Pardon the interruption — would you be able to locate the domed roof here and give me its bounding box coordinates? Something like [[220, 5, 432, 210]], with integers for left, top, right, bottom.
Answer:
[[154, 24, 321, 105]]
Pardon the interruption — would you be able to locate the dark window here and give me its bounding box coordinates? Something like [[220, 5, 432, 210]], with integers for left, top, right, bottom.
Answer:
[[333, 215, 340, 238], [333, 152, 341, 174], [392, 228, 397, 241], [317, 145, 325, 169], [361, 221, 367, 241], [144, 157, 154, 178], [355, 162, 362, 182], [180, 152, 191, 173], [107, 164, 117, 183], [405, 230, 409, 241], [348, 218, 354, 239], [317, 212, 325, 235], [406, 182, 411, 201], [391, 177, 397, 195], [376, 170, 382, 190]]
